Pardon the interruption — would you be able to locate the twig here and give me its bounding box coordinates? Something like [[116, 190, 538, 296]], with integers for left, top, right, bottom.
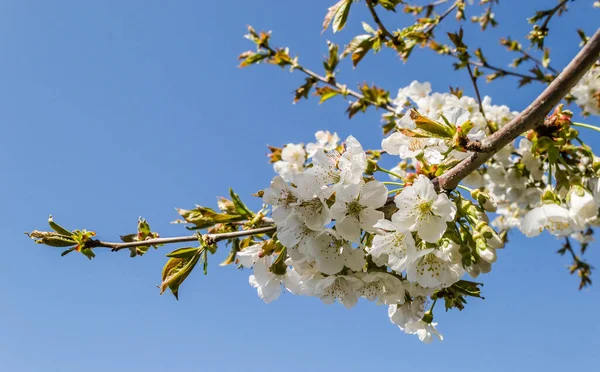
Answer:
[[88, 226, 277, 251], [263, 45, 399, 114], [363, 0, 543, 83], [465, 62, 490, 129], [520, 49, 559, 74], [365, 0, 399, 46], [423, 0, 460, 35], [467, 58, 538, 81], [539, 0, 569, 32]]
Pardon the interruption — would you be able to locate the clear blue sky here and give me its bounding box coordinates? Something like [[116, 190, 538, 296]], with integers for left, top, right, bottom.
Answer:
[[1, 1, 599, 371]]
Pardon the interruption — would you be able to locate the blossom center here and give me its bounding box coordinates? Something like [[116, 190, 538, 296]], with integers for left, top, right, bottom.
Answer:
[[408, 138, 425, 152], [346, 199, 366, 217], [417, 200, 434, 217]]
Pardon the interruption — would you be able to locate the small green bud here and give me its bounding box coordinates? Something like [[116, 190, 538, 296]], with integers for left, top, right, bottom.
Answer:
[[421, 310, 434, 324], [365, 159, 378, 175]]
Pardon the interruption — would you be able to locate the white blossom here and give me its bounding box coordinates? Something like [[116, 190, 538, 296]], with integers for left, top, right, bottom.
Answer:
[[406, 248, 462, 288], [392, 175, 457, 243], [331, 181, 387, 241], [570, 63, 600, 116], [306, 130, 340, 157], [307, 232, 366, 275], [357, 272, 406, 305], [273, 143, 306, 181], [404, 320, 444, 344], [305, 274, 364, 308], [368, 217, 417, 272], [388, 297, 425, 329], [248, 256, 301, 303], [520, 203, 578, 237], [569, 185, 599, 226], [382, 132, 447, 165]]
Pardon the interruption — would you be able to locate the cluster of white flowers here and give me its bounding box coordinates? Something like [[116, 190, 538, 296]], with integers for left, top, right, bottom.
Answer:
[[235, 80, 600, 344], [570, 62, 600, 116]]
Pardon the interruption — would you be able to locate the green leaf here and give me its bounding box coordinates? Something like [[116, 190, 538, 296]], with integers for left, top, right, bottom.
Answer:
[[80, 247, 96, 260], [378, 0, 400, 11], [362, 22, 376, 34], [238, 52, 269, 68], [341, 35, 375, 68], [400, 110, 456, 139], [61, 247, 76, 257], [48, 215, 72, 236], [323, 41, 339, 78], [229, 188, 254, 217], [119, 233, 137, 243], [160, 251, 202, 300], [27, 231, 78, 247], [175, 206, 245, 230], [341, 34, 371, 58], [351, 38, 375, 67], [323, 0, 352, 33], [314, 86, 340, 104], [294, 77, 317, 104], [542, 48, 550, 68], [166, 247, 201, 259], [220, 238, 241, 266]]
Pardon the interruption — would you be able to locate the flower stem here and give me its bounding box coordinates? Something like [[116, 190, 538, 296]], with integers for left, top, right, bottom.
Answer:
[[572, 122, 600, 132], [383, 181, 405, 187], [377, 167, 404, 180], [456, 184, 474, 193]]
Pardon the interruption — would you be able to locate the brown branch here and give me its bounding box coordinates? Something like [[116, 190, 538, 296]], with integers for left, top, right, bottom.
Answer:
[[465, 62, 490, 129], [520, 49, 559, 74], [435, 27, 600, 190], [88, 226, 277, 252], [423, 0, 460, 35], [466, 58, 538, 81], [263, 45, 399, 114], [539, 0, 569, 33], [365, 0, 399, 46], [363, 0, 543, 83]]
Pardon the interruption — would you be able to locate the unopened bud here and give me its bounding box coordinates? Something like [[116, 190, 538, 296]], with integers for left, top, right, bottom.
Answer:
[[421, 310, 434, 324], [471, 189, 497, 212], [365, 159, 378, 175], [542, 189, 559, 204], [478, 260, 493, 274], [466, 264, 480, 279]]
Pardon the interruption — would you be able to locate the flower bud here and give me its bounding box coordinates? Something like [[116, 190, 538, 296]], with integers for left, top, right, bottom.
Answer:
[[471, 189, 497, 212], [542, 189, 559, 204], [480, 226, 504, 249], [478, 260, 493, 274], [466, 264, 480, 279], [365, 159, 378, 175], [421, 310, 434, 324]]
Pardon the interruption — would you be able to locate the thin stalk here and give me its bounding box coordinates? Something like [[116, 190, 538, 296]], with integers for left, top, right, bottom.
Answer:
[[572, 122, 600, 133]]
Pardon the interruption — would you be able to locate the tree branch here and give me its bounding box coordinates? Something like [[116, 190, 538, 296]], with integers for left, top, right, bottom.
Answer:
[[88, 226, 277, 252], [423, 0, 460, 35], [365, 0, 399, 46], [435, 28, 600, 190], [465, 62, 490, 129], [262, 45, 399, 114]]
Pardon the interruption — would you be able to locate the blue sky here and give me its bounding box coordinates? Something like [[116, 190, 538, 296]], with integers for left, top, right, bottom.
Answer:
[[1, 1, 599, 371]]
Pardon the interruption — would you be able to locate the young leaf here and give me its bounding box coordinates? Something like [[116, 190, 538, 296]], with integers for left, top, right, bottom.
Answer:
[[229, 188, 254, 217], [294, 77, 317, 103], [323, 0, 352, 33], [160, 251, 202, 300], [166, 247, 201, 259], [48, 215, 72, 236], [314, 86, 340, 104]]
